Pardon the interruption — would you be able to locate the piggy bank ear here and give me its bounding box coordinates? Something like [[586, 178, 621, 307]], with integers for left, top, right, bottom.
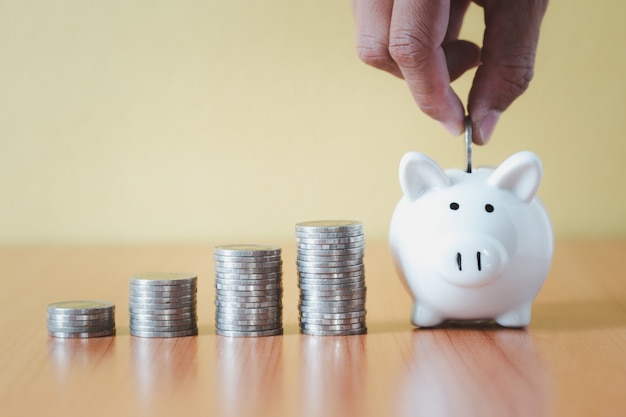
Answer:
[[399, 152, 451, 201], [488, 151, 543, 203]]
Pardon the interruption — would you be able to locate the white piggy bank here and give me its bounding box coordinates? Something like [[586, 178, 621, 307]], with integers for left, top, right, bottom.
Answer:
[[389, 151, 553, 328]]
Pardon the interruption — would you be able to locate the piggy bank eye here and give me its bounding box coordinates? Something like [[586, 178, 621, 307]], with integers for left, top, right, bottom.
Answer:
[[449, 202, 460, 210], [485, 203, 494, 213]]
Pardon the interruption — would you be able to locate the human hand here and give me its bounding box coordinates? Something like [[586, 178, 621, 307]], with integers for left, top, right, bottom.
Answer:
[[353, 0, 548, 144]]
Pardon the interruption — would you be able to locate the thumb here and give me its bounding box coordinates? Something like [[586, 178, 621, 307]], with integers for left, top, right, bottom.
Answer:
[[468, 0, 548, 144]]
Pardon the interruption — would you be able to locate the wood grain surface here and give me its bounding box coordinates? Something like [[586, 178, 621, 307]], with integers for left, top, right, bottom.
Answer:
[[1, 240, 625, 417]]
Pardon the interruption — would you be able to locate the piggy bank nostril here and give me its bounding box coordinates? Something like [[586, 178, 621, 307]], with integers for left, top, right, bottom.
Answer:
[[477, 251, 482, 271], [457, 252, 462, 271]]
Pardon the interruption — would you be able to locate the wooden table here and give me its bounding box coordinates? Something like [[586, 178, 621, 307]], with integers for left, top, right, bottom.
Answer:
[[1, 240, 625, 416]]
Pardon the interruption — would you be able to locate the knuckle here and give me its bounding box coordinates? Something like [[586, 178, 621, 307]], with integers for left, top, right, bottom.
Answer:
[[483, 49, 536, 105], [388, 31, 431, 70], [501, 62, 534, 99], [356, 37, 393, 70]]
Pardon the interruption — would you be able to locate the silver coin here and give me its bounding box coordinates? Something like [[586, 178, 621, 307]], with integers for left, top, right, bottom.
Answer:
[[129, 288, 197, 297], [214, 254, 281, 263], [130, 315, 196, 323], [297, 246, 365, 256], [297, 259, 363, 269], [298, 302, 365, 312], [216, 271, 283, 281], [298, 282, 367, 296], [130, 328, 198, 338], [215, 277, 282, 286], [129, 306, 196, 315], [216, 308, 282, 319], [299, 315, 365, 324], [216, 328, 283, 337], [300, 327, 367, 336], [299, 296, 366, 305], [47, 300, 115, 315], [129, 283, 197, 292], [295, 220, 362, 233], [48, 328, 116, 338], [214, 244, 281, 257], [47, 318, 114, 327], [130, 320, 196, 330], [298, 276, 365, 286], [215, 296, 282, 305], [300, 321, 367, 331], [128, 300, 197, 310], [130, 323, 196, 332], [130, 272, 197, 286], [129, 294, 196, 303], [300, 309, 366, 318], [298, 282, 366, 292], [297, 264, 365, 274], [214, 259, 283, 269], [297, 242, 365, 251], [298, 270, 365, 280], [216, 317, 282, 327], [216, 316, 282, 326], [465, 114, 473, 173], [47, 312, 114, 321], [216, 300, 282, 309], [300, 294, 366, 303], [47, 325, 115, 335], [296, 234, 365, 244], [214, 266, 281, 275], [299, 289, 366, 299], [216, 305, 283, 316], [215, 287, 282, 297], [215, 282, 282, 292], [216, 322, 281, 332], [216, 315, 282, 325], [297, 252, 363, 262], [130, 313, 198, 324]]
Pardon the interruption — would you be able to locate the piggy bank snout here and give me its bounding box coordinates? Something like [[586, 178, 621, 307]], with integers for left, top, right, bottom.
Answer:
[[435, 234, 509, 287]]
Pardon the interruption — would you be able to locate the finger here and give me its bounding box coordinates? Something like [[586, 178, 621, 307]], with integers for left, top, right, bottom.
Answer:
[[388, 0, 465, 136], [468, 0, 549, 144], [445, 0, 472, 42], [444, 40, 481, 81], [353, 0, 403, 78]]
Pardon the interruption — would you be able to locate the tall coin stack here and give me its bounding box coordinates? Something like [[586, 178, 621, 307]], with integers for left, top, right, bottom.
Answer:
[[296, 220, 367, 336], [47, 300, 116, 338], [214, 244, 283, 337], [129, 272, 198, 338]]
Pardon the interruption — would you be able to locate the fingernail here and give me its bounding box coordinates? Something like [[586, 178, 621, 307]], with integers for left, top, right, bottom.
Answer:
[[440, 120, 462, 137], [478, 111, 501, 144]]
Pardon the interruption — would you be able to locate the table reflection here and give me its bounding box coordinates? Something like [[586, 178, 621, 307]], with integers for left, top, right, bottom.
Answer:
[[396, 328, 552, 417], [299, 335, 367, 417], [47, 336, 116, 380], [130, 336, 198, 403], [216, 335, 284, 417]]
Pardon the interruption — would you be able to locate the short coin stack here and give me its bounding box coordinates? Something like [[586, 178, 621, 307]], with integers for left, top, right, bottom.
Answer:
[[129, 272, 198, 338], [47, 300, 116, 338], [296, 220, 367, 336], [214, 244, 283, 337]]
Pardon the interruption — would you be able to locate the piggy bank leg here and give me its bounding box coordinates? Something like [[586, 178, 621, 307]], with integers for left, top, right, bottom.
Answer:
[[411, 303, 445, 328], [495, 305, 532, 328]]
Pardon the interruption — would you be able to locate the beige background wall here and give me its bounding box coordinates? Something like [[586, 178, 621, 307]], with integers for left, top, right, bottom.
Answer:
[[1, 0, 624, 244]]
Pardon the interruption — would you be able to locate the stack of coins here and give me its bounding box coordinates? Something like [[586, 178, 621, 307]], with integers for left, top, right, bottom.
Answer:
[[129, 272, 198, 338], [296, 220, 367, 336], [47, 300, 116, 338], [214, 244, 283, 337]]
